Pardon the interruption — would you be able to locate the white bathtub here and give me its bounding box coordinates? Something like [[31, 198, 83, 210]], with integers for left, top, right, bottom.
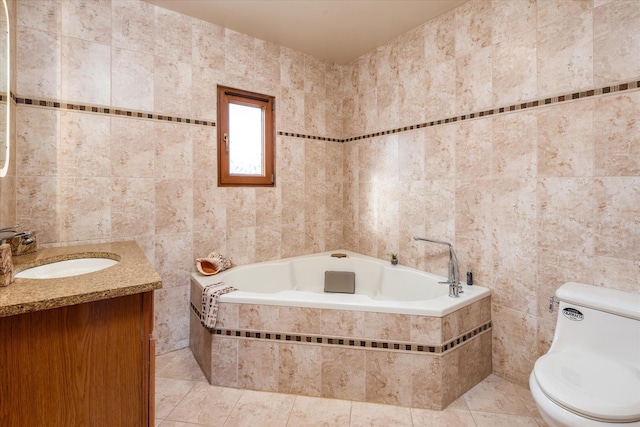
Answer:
[[191, 250, 490, 317]]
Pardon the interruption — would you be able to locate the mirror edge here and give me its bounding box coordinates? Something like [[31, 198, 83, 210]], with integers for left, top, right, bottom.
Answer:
[[0, 0, 9, 178]]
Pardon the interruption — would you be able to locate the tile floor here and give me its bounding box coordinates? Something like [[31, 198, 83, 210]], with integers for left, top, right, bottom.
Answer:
[[155, 348, 549, 427]]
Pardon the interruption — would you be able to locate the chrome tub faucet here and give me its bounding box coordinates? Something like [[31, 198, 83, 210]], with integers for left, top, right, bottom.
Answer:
[[413, 236, 463, 298]]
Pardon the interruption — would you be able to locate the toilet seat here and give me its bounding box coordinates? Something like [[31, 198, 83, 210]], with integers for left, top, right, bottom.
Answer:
[[534, 351, 640, 423]]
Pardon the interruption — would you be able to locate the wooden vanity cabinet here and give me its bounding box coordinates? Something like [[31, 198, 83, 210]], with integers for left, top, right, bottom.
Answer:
[[0, 291, 155, 427]]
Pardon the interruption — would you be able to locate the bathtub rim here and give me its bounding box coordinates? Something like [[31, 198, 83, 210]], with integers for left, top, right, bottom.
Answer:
[[191, 249, 491, 317]]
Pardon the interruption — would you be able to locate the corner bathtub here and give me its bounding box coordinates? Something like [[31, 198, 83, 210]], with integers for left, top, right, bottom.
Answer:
[[189, 250, 492, 410], [193, 250, 489, 316]]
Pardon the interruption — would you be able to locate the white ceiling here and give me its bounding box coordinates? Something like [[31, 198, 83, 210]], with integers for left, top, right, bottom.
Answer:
[[143, 0, 468, 64]]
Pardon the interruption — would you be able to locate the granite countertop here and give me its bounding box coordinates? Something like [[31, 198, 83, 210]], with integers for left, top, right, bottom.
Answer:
[[0, 240, 162, 317]]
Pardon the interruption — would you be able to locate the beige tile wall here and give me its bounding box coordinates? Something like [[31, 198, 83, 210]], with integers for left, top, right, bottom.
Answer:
[[342, 0, 640, 387], [2, 0, 639, 389], [10, 0, 344, 353]]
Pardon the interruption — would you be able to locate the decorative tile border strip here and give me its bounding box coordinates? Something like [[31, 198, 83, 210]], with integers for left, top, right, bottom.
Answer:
[[14, 95, 216, 127], [342, 79, 640, 143], [190, 302, 491, 355], [277, 131, 342, 143], [277, 78, 640, 143], [443, 322, 492, 352], [17, 78, 638, 142]]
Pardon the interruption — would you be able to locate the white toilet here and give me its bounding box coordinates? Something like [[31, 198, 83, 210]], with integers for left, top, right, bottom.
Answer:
[[530, 282, 640, 426]]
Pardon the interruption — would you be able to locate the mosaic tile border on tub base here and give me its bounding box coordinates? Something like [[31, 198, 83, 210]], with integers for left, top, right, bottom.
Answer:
[[190, 302, 491, 355]]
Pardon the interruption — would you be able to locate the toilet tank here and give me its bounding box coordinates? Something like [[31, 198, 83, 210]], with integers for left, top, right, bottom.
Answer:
[[549, 282, 640, 369]]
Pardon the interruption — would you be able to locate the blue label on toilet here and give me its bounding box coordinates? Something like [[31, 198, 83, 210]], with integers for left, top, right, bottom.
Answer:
[[562, 307, 584, 321]]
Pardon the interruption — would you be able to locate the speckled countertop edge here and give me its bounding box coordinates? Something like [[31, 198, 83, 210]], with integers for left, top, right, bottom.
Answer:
[[0, 240, 162, 317]]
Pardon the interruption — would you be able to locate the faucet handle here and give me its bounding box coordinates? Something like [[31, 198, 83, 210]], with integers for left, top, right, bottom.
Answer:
[[449, 282, 460, 297]]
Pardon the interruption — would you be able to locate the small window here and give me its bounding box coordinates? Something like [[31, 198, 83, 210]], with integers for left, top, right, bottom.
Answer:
[[217, 86, 275, 187]]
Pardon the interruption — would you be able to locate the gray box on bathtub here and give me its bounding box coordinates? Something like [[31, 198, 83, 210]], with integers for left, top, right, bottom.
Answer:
[[324, 271, 355, 294]]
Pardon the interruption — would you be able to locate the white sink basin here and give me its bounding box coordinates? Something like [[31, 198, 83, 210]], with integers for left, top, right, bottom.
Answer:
[[15, 258, 119, 279]]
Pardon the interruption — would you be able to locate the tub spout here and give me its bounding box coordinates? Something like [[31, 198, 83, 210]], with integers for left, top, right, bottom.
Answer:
[[413, 237, 462, 298]]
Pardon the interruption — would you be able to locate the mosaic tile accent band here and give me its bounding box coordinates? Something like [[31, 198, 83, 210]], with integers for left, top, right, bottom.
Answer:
[[14, 93, 215, 127], [277, 131, 343, 143], [341, 79, 640, 143], [14, 78, 639, 142], [190, 302, 492, 355]]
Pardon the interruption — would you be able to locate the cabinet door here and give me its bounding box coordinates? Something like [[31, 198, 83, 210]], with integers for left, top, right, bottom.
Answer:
[[0, 293, 151, 426], [0, 312, 31, 424]]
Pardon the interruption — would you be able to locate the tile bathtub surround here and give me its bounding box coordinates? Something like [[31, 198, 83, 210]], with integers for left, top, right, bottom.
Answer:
[[188, 293, 492, 409], [188, 279, 492, 343], [190, 302, 492, 354], [194, 320, 492, 410], [5, 0, 640, 393]]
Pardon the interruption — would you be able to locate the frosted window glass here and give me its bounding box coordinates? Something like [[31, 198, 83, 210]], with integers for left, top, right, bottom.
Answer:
[[229, 103, 264, 176]]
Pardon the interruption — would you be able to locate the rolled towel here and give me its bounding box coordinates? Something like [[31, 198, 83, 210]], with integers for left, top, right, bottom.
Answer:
[[201, 282, 237, 329], [196, 251, 234, 275]]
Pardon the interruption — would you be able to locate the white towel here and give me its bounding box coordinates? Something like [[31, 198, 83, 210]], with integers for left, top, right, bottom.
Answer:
[[201, 282, 237, 329]]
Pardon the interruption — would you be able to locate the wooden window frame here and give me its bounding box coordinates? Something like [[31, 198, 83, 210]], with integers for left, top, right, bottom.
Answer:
[[217, 85, 275, 187]]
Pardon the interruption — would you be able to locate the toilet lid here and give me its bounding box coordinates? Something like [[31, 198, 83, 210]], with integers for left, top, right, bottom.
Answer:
[[534, 351, 640, 422]]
